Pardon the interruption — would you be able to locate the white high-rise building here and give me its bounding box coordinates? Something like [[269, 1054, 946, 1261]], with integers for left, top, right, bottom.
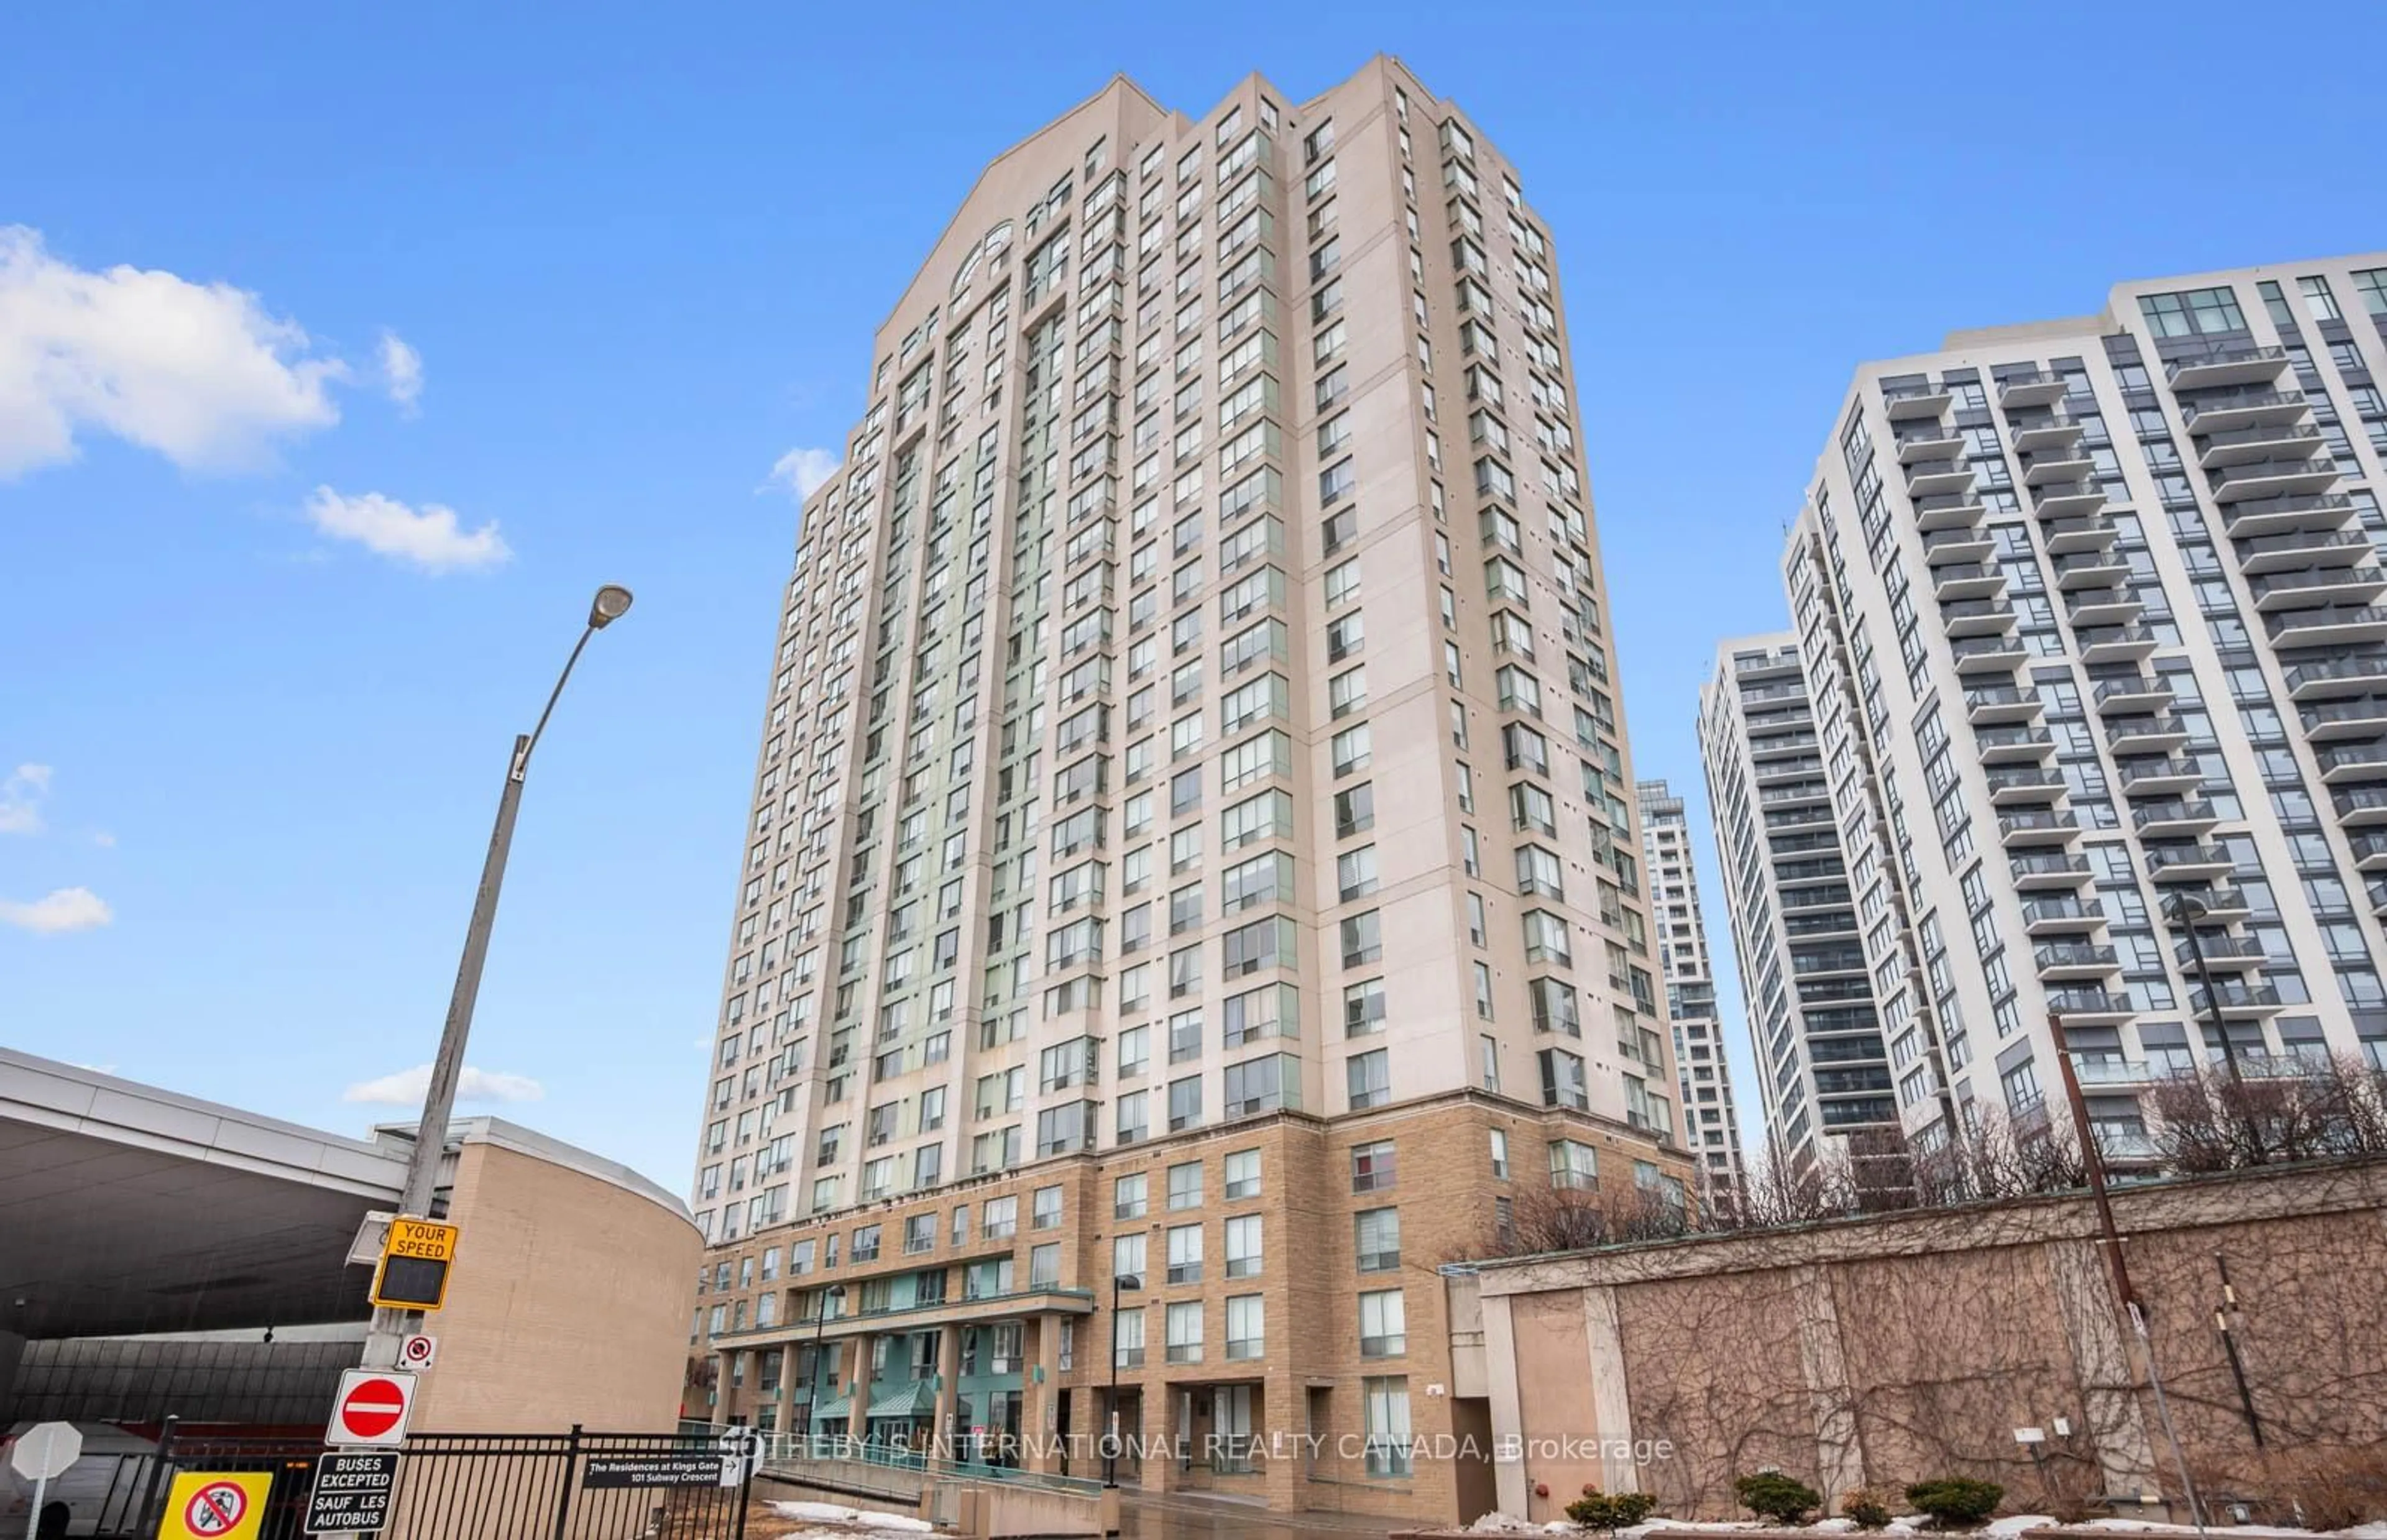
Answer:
[[1711, 255, 2387, 1169], [1637, 779, 1748, 1204]]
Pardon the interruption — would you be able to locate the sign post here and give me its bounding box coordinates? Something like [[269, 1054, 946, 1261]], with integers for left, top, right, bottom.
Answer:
[[304, 1450, 401, 1535], [10, 1421, 83, 1540], [326, 1370, 420, 1449]]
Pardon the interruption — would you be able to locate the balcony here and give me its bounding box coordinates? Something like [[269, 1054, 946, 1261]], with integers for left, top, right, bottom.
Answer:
[[1941, 597, 2017, 636], [1967, 685, 2043, 725], [2009, 413, 2086, 454], [1895, 426, 1968, 464], [2035, 943, 2120, 981], [2077, 623, 2161, 664], [1975, 724, 2056, 763], [2066, 587, 2145, 627], [1755, 755, 1826, 786], [2105, 714, 2191, 755], [2054, 549, 2131, 590], [2025, 446, 2098, 485], [1998, 370, 2071, 409], [2353, 831, 2387, 873], [2234, 527, 2373, 576], [1923, 528, 1997, 567], [2010, 851, 2093, 891], [2317, 743, 2387, 785], [1986, 766, 2066, 806], [2182, 884, 2253, 923], [2198, 421, 2326, 470], [2073, 1057, 2166, 1088], [2000, 809, 2082, 849], [1950, 634, 2029, 675], [2267, 604, 2387, 648], [2373, 878, 2387, 918], [2144, 843, 2235, 882], [1760, 779, 1831, 809], [1906, 459, 1976, 498], [2209, 457, 2340, 503], [1749, 730, 1822, 761], [2189, 981, 2284, 1018], [2286, 653, 2387, 701], [2166, 345, 2292, 390], [2043, 514, 2118, 555], [1913, 492, 1988, 531], [2335, 787, 2387, 827], [2044, 988, 2134, 1024], [2251, 566, 2387, 612], [2115, 756, 2203, 796], [2021, 897, 2105, 935], [2178, 933, 2266, 972], [2301, 697, 2387, 743], [2031, 479, 2109, 518], [1933, 562, 2006, 602], [2132, 798, 2222, 838], [2220, 492, 2355, 539], [2182, 388, 2309, 436], [1885, 382, 1954, 419], [2092, 674, 2174, 714]]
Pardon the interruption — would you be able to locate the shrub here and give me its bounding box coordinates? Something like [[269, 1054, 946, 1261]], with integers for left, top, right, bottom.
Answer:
[[1566, 1487, 1658, 1531], [1839, 1488, 1895, 1529], [1736, 1472, 1822, 1525], [1905, 1478, 2003, 1529]]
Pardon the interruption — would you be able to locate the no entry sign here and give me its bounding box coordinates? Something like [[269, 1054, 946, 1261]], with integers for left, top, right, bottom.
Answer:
[[328, 1368, 419, 1447], [305, 1449, 401, 1534]]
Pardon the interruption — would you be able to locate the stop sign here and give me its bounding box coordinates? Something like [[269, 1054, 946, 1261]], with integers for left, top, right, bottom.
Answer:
[[9, 1421, 83, 1481], [329, 1370, 418, 1447]]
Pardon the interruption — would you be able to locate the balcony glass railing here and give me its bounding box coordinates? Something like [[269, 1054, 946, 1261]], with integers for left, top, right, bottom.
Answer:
[[2166, 345, 2289, 382]]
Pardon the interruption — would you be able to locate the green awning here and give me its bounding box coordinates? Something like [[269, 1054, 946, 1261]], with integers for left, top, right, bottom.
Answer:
[[863, 1382, 934, 1419], [811, 1395, 852, 1421]]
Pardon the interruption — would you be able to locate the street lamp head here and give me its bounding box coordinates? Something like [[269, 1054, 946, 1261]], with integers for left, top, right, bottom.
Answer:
[[1114, 1273, 1142, 1291], [588, 585, 635, 630], [2167, 891, 2210, 924]]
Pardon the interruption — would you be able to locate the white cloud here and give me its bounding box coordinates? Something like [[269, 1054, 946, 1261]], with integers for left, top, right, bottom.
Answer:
[[305, 485, 510, 573], [379, 330, 423, 415], [0, 225, 346, 477], [0, 763, 52, 835], [766, 447, 841, 499], [0, 886, 113, 934], [92, 830, 116, 848], [343, 1063, 547, 1106]]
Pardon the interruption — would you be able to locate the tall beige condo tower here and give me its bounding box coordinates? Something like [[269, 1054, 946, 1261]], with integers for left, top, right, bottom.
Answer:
[[684, 59, 1690, 1522], [1709, 256, 2387, 1175]]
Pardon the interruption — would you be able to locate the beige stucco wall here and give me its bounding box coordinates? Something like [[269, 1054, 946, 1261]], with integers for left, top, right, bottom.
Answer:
[[408, 1134, 702, 1433]]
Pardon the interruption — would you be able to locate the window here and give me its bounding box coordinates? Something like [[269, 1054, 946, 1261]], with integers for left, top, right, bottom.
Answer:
[[1335, 782, 1374, 836], [1166, 1300, 1204, 1364], [1364, 1378, 1412, 1477], [1114, 1231, 1148, 1282], [1346, 1047, 1390, 1110], [1489, 1128, 1510, 1178], [1167, 1160, 1204, 1210], [1359, 1289, 1407, 1357], [1337, 844, 1379, 900], [1224, 1147, 1261, 1199], [1115, 1172, 1148, 1220], [1225, 1212, 1263, 1277], [1226, 1295, 1265, 1360], [1538, 1048, 1588, 1110], [1344, 977, 1386, 1035], [1341, 910, 1382, 966], [1114, 1307, 1146, 1367], [983, 1196, 1018, 1239], [1033, 1185, 1064, 1229], [1548, 1139, 1597, 1190], [1351, 1139, 1396, 1192], [1166, 1222, 1205, 1284]]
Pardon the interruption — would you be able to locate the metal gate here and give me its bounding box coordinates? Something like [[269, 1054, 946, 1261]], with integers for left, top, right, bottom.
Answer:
[[114, 1420, 754, 1540]]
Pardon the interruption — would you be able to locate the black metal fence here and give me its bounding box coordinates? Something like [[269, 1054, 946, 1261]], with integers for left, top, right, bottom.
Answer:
[[111, 1420, 754, 1540]]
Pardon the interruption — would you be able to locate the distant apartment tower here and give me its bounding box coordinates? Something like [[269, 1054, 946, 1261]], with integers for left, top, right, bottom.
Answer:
[[1724, 255, 2387, 1169], [1635, 779, 1748, 1205], [681, 60, 1690, 1521], [1698, 637, 1895, 1173]]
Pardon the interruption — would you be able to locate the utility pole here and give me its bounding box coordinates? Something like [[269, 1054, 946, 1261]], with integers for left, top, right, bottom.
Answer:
[[360, 587, 634, 1372], [2212, 1254, 2264, 1449], [2049, 1014, 2208, 1536], [2168, 892, 2262, 1163]]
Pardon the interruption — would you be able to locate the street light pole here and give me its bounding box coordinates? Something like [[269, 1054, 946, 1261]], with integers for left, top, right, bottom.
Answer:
[[1104, 1273, 1141, 1488], [2166, 891, 2261, 1163], [360, 585, 635, 1372], [803, 1283, 845, 1456]]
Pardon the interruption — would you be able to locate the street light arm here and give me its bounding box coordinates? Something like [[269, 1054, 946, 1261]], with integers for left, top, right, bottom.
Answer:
[[518, 625, 597, 777]]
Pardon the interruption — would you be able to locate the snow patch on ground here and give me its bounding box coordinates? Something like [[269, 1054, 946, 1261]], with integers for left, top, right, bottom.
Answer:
[[766, 1500, 934, 1533]]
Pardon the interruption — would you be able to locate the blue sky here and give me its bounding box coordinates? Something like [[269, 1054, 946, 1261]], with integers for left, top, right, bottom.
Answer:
[[4, 0, 2381, 1190]]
